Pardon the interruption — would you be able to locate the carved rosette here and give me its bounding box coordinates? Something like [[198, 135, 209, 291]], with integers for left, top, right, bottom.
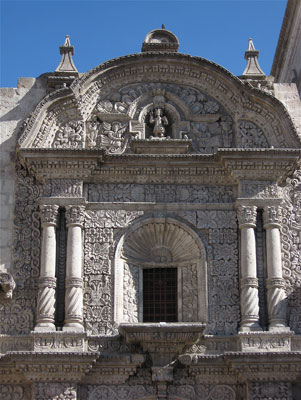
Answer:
[[65, 205, 85, 227], [40, 204, 59, 226], [237, 205, 257, 228]]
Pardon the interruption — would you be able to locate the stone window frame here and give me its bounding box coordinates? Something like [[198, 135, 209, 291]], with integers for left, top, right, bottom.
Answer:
[[114, 217, 208, 324]]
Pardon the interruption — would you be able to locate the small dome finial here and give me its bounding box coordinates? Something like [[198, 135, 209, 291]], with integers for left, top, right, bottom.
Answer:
[[241, 38, 265, 79], [142, 27, 179, 52]]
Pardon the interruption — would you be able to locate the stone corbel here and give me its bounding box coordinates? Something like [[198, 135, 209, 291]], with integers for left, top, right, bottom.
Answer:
[[0, 273, 16, 299]]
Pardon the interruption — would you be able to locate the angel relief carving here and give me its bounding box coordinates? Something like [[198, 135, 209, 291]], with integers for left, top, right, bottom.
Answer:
[[86, 117, 129, 154]]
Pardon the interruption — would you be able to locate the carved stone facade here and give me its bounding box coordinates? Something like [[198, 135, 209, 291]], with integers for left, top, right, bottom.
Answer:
[[1, 24, 301, 400]]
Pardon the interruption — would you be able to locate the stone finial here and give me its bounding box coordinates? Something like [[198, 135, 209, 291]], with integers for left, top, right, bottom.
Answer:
[[142, 27, 179, 52], [55, 35, 78, 74], [241, 38, 265, 79]]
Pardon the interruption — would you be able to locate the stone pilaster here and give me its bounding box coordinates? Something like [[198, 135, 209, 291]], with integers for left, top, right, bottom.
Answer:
[[64, 205, 85, 331], [35, 204, 59, 331], [237, 205, 261, 331], [263, 206, 289, 331]]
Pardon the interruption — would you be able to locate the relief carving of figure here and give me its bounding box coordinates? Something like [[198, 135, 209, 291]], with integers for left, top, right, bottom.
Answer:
[[149, 108, 169, 138], [101, 121, 128, 152], [52, 121, 84, 149]]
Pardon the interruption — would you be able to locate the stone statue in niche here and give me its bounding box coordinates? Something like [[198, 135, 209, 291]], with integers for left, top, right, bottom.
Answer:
[[149, 108, 169, 138]]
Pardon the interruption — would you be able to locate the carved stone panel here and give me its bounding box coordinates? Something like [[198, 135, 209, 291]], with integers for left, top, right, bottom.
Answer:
[[248, 382, 292, 400], [282, 167, 301, 333], [237, 121, 269, 148], [84, 210, 143, 335], [88, 183, 235, 203], [83, 384, 156, 400], [0, 164, 41, 335], [33, 383, 77, 400], [167, 384, 237, 399]]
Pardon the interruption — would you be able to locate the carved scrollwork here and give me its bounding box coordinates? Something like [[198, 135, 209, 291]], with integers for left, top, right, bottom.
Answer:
[[248, 382, 292, 400], [167, 384, 236, 400], [87, 384, 156, 400], [0, 385, 25, 400]]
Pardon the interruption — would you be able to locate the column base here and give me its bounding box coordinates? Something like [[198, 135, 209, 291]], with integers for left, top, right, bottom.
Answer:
[[239, 321, 262, 332], [269, 322, 290, 332], [34, 322, 56, 332], [63, 322, 84, 332]]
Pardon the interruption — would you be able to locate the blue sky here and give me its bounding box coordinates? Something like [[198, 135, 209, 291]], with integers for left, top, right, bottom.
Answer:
[[1, 0, 287, 87]]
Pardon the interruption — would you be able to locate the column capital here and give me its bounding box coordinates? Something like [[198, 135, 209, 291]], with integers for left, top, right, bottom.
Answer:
[[40, 204, 59, 226], [65, 205, 85, 227], [237, 205, 257, 228], [263, 206, 282, 228]]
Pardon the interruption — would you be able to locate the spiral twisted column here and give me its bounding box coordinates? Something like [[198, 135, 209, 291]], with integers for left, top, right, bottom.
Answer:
[[263, 206, 289, 331], [35, 204, 59, 331], [64, 205, 85, 331], [237, 205, 261, 332]]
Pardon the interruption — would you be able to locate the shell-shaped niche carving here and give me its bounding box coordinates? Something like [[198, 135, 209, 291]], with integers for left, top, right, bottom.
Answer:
[[122, 220, 202, 265]]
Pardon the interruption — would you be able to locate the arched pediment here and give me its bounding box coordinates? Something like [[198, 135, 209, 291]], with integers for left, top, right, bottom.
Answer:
[[18, 53, 301, 155]]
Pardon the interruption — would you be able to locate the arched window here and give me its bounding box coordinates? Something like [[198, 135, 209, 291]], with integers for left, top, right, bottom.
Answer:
[[114, 218, 207, 324]]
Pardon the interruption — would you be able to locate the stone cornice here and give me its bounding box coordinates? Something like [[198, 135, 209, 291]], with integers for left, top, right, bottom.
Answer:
[[17, 147, 300, 185]]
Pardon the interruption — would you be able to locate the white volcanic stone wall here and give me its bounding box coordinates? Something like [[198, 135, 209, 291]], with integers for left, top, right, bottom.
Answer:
[[0, 77, 47, 273], [273, 83, 301, 133]]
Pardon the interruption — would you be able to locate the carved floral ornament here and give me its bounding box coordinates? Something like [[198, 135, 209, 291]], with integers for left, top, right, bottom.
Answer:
[[18, 55, 301, 156]]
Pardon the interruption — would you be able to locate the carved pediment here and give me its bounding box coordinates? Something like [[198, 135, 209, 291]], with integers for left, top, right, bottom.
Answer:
[[18, 53, 300, 169]]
